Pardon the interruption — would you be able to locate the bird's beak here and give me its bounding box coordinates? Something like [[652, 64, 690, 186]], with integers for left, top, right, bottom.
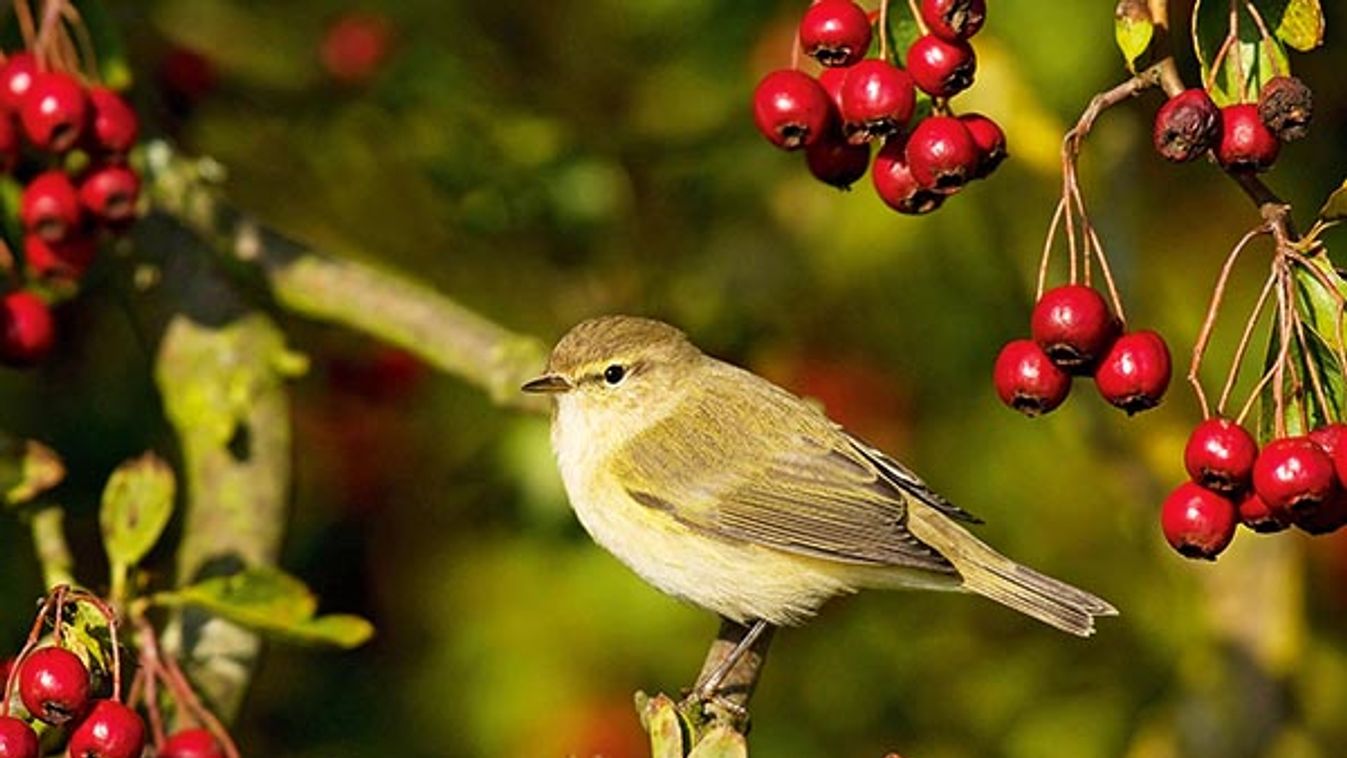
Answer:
[[521, 373, 573, 394]]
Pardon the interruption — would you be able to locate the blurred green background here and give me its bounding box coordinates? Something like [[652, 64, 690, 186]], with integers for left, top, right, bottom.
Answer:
[[3, 0, 1347, 756]]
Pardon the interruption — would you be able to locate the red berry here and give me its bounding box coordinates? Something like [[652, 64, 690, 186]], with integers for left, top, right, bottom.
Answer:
[[66, 700, 145, 758], [1029, 284, 1118, 373], [1183, 417, 1259, 494], [19, 71, 87, 153], [1152, 88, 1220, 163], [1216, 103, 1279, 173], [1161, 481, 1237, 560], [0, 111, 18, 174], [752, 69, 832, 151], [1236, 490, 1288, 533], [18, 646, 89, 725], [872, 138, 943, 214], [79, 165, 140, 225], [320, 12, 394, 86], [21, 170, 82, 242], [0, 715, 39, 758], [1252, 436, 1338, 519], [160, 728, 225, 758], [958, 112, 1006, 179], [838, 59, 915, 144], [904, 115, 979, 192], [906, 34, 975, 98], [993, 338, 1070, 417], [0, 53, 38, 111], [805, 132, 870, 189], [0, 291, 55, 367], [1293, 493, 1347, 535], [86, 87, 139, 155], [817, 66, 848, 114], [1093, 329, 1171, 414], [25, 232, 97, 280], [799, 0, 872, 68], [918, 0, 986, 41]]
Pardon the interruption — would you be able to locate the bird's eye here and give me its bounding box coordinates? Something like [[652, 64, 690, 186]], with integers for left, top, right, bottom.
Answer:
[[603, 364, 626, 385]]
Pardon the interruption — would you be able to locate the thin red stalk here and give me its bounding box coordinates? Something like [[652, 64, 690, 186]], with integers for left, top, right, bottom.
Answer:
[[1242, 1, 1284, 77], [160, 652, 241, 758], [1037, 197, 1068, 301], [14, 1, 36, 55], [1218, 266, 1277, 414], [1189, 225, 1268, 418], [1286, 251, 1347, 379], [879, 0, 890, 61], [2, 591, 60, 716], [135, 622, 168, 749]]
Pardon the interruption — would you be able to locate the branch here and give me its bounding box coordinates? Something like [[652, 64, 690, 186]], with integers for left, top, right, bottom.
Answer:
[[142, 142, 549, 414]]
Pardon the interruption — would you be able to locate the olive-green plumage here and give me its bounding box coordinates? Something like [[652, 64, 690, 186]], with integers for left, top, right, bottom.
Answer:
[[524, 315, 1116, 635]]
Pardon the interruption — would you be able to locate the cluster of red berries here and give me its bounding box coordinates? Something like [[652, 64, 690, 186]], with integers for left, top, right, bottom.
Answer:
[[752, 0, 1006, 213], [0, 51, 141, 367], [1153, 76, 1311, 172], [0, 648, 226, 758], [993, 284, 1172, 416], [1163, 420, 1347, 560]]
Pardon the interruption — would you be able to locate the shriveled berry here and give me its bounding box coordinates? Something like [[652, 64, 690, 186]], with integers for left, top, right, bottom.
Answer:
[[904, 115, 980, 193], [86, 87, 139, 155], [993, 338, 1070, 416], [839, 59, 915, 144], [918, 0, 986, 41], [21, 170, 82, 242], [1093, 329, 1170, 414], [1216, 103, 1279, 173], [1184, 417, 1259, 494], [0, 291, 54, 367], [19, 71, 87, 153], [1253, 436, 1338, 519], [1258, 75, 1312, 142], [160, 728, 225, 758], [805, 132, 870, 189], [872, 139, 943, 214], [0, 715, 39, 758], [66, 700, 145, 758], [1237, 491, 1288, 533], [1030, 284, 1118, 373], [752, 69, 832, 150], [79, 165, 140, 225], [906, 34, 975, 98], [25, 232, 97, 280], [0, 53, 37, 111], [958, 112, 1006, 179], [1161, 482, 1237, 560], [18, 646, 89, 725], [799, 0, 872, 68], [1153, 88, 1220, 163]]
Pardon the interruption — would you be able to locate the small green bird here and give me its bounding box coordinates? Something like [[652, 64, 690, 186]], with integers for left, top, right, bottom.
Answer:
[[524, 316, 1115, 691]]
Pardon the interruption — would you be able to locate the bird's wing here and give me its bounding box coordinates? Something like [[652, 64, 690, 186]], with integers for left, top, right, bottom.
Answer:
[[611, 366, 955, 573], [845, 435, 982, 524]]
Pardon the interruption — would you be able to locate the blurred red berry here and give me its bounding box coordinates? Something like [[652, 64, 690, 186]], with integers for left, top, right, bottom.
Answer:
[[1293, 494, 1347, 535], [872, 138, 943, 214], [79, 164, 141, 225], [799, 0, 872, 68], [25, 232, 97, 280], [18, 647, 89, 725], [0, 111, 18, 173], [1253, 436, 1338, 519], [1153, 88, 1220, 163], [66, 700, 145, 758], [320, 12, 394, 85], [1183, 417, 1259, 494], [918, 0, 985, 41], [1093, 329, 1171, 414], [0, 291, 54, 367], [160, 727, 225, 758], [158, 46, 218, 110], [906, 34, 975, 98], [0, 715, 39, 758], [993, 338, 1070, 417], [904, 115, 979, 192], [839, 59, 914, 144], [21, 170, 82, 242], [1161, 481, 1237, 560], [805, 132, 870, 189], [1030, 284, 1118, 373], [753, 69, 831, 151], [1216, 103, 1279, 173], [86, 87, 139, 155], [958, 112, 1006, 179], [19, 71, 87, 153], [0, 53, 37, 111], [1237, 490, 1288, 533]]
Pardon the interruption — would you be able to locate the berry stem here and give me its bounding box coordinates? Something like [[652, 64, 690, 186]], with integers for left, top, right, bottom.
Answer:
[[1272, 262, 1291, 437], [1228, 0, 1246, 102], [1217, 264, 1276, 415], [878, 0, 890, 61], [1190, 224, 1269, 418], [133, 622, 169, 750], [1286, 251, 1347, 381], [159, 643, 241, 758], [1242, 1, 1285, 77], [905, 0, 930, 38], [1290, 276, 1332, 426], [12, 0, 37, 53], [1036, 197, 1068, 302]]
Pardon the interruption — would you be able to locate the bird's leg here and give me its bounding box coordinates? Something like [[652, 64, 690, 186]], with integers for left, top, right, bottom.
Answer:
[[683, 616, 775, 730]]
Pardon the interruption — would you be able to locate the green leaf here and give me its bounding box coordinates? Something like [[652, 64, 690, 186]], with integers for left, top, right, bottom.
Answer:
[[1258, 254, 1347, 440], [643, 694, 684, 758], [1115, 2, 1154, 73], [1193, 0, 1290, 106], [0, 437, 64, 508], [99, 452, 175, 568], [687, 726, 748, 758], [64, 601, 113, 675], [1271, 0, 1325, 51], [1319, 180, 1347, 222], [157, 567, 374, 648]]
